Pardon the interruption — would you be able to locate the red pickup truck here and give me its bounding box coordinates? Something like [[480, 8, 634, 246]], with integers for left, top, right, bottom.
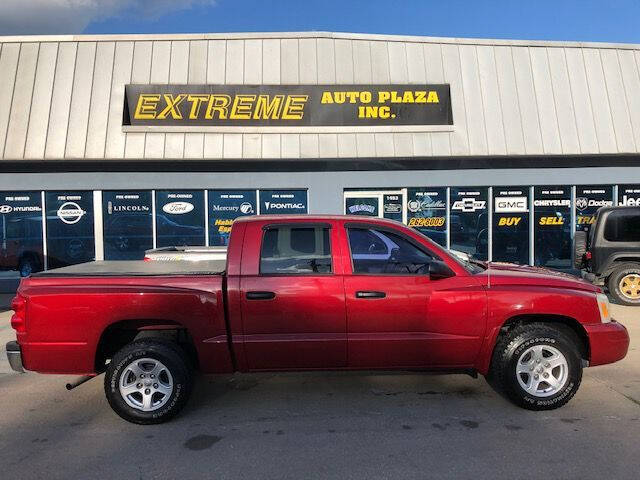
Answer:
[[6, 215, 629, 424]]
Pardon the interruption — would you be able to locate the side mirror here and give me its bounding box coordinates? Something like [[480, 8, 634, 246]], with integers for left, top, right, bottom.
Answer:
[[429, 260, 455, 280]]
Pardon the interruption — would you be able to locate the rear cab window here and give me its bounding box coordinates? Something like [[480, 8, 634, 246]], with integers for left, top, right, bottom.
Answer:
[[260, 225, 332, 274]]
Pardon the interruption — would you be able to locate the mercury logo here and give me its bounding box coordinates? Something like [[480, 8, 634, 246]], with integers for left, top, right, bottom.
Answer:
[[239, 202, 254, 214], [0, 205, 12, 214], [57, 202, 86, 224], [162, 202, 194, 214]]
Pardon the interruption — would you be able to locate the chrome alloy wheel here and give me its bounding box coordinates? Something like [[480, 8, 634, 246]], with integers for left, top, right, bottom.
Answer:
[[119, 358, 174, 412], [516, 345, 568, 398], [619, 274, 640, 300]]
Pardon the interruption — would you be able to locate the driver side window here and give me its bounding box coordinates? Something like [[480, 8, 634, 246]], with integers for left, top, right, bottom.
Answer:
[[347, 227, 433, 274]]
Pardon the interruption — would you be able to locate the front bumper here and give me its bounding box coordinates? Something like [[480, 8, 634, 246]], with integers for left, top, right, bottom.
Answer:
[[6, 341, 24, 373], [584, 320, 630, 366]]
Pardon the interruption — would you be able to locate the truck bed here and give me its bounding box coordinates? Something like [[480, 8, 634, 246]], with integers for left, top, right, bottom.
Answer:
[[32, 260, 226, 277]]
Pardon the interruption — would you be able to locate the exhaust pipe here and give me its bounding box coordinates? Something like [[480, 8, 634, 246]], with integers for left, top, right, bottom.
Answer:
[[65, 375, 95, 391]]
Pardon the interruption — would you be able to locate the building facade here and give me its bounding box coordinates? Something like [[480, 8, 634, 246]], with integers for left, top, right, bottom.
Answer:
[[1, 31, 640, 277]]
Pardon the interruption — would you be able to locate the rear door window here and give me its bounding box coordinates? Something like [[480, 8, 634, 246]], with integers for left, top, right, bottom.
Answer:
[[604, 210, 640, 242], [260, 225, 332, 274]]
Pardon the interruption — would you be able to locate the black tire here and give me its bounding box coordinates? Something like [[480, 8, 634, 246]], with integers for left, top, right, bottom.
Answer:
[[574, 230, 587, 268], [104, 340, 193, 424], [488, 323, 583, 410], [607, 263, 640, 306], [18, 255, 38, 277]]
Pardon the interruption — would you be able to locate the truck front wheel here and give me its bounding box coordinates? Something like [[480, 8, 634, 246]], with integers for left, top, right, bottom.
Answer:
[[104, 340, 193, 424], [489, 323, 583, 410]]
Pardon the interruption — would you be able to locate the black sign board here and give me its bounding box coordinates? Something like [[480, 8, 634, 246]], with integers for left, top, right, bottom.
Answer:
[[0, 192, 43, 275], [533, 186, 571, 269], [450, 188, 488, 260], [260, 190, 308, 215], [492, 187, 530, 264], [575, 185, 614, 232], [155, 191, 205, 247], [45, 191, 95, 269], [124, 84, 452, 127], [406, 187, 447, 246], [617, 184, 640, 207], [103, 191, 153, 260], [208, 190, 257, 246]]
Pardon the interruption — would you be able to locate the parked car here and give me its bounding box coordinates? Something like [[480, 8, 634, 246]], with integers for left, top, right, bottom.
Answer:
[[0, 216, 43, 277], [6, 215, 629, 424], [576, 206, 640, 305]]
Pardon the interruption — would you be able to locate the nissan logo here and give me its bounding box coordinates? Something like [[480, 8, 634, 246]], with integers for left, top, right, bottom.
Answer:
[[57, 202, 86, 224]]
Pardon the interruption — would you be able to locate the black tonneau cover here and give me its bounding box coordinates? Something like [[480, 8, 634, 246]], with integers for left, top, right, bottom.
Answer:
[[33, 260, 226, 277]]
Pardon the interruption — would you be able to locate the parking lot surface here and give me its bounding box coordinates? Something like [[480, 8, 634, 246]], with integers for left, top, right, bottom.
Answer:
[[0, 305, 638, 480]]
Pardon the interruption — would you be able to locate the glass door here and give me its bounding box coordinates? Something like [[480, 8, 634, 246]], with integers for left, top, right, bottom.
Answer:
[[344, 190, 406, 223]]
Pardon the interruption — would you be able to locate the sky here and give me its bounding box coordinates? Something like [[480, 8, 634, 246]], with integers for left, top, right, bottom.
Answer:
[[0, 0, 640, 44]]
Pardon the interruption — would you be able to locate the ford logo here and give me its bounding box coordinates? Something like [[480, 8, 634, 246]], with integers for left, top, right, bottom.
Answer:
[[163, 202, 194, 215]]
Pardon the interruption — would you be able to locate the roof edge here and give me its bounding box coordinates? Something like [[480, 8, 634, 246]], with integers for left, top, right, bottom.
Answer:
[[0, 31, 639, 50]]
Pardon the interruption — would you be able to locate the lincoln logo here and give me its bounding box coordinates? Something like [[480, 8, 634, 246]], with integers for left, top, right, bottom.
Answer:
[[57, 202, 86, 224], [162, 202, 194, 214]]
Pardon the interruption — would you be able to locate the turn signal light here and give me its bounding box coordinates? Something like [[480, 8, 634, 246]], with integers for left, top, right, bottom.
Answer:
[[585, 251, 592, 260], [10, 294, 26, 333], [596, 293, 611, 323]]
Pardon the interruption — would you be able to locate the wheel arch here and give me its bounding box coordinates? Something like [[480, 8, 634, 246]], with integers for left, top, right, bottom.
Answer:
[[494, 314, 590, 364], [95, 319, 199, 372]]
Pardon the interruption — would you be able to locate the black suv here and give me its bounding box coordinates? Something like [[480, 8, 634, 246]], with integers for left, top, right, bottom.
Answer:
[[576, 206, 640, 305]]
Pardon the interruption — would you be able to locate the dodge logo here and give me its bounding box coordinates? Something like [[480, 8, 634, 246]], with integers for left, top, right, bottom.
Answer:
[[575, 197, 588, 211]]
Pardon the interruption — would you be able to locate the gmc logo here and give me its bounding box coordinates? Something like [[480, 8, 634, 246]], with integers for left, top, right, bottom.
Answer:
[[495, 196, 528, 213]]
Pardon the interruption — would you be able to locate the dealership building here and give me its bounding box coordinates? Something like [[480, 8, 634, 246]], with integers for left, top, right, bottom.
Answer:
[[1, 31, 640, 277]]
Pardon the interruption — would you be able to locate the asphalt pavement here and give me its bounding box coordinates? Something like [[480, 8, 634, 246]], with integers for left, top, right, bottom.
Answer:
[[0, 306, 638, 480]]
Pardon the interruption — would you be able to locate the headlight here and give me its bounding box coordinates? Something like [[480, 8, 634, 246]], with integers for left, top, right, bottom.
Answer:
[[596, 293, 612, 323]]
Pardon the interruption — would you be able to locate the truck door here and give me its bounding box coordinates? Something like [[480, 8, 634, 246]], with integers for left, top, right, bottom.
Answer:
[[240, 221, 347, 369], [343, 224, 486, 368]]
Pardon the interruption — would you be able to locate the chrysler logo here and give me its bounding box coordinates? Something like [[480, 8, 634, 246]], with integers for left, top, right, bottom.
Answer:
[[57, 202, 86, 224], [162, 201, 194, 214]]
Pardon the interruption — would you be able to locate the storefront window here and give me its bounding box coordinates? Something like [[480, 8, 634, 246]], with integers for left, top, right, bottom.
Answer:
[[617, 184, 640, 207], [0, 192, 44, 276], [450, 188, 488, 260], [155, 191, 205, 247], [575, 186, 613, 232], [406, 187, 447, 246], [533, 186, 571, 269], [259, 190, 308, 214], [208, 190, 257, 246], [492, 187, 530, 264], [102, 191, 153, 260], [45, 191, 95, 269]]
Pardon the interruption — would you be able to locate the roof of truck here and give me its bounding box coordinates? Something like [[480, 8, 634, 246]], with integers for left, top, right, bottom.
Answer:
[[234, 215, 403, 225]]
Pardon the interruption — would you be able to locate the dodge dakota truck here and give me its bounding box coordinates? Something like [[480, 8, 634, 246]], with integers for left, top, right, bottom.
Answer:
[[6, 215, 630, 424]]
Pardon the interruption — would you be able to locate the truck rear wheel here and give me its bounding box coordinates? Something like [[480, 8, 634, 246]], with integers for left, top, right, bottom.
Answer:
[[489, 323, 582, 410], [104, 340, 193, 424], [608, 263, 640, 306]]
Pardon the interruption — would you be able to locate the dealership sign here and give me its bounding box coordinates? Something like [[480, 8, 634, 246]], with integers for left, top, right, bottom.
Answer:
[[124, 84, 452, 128]]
